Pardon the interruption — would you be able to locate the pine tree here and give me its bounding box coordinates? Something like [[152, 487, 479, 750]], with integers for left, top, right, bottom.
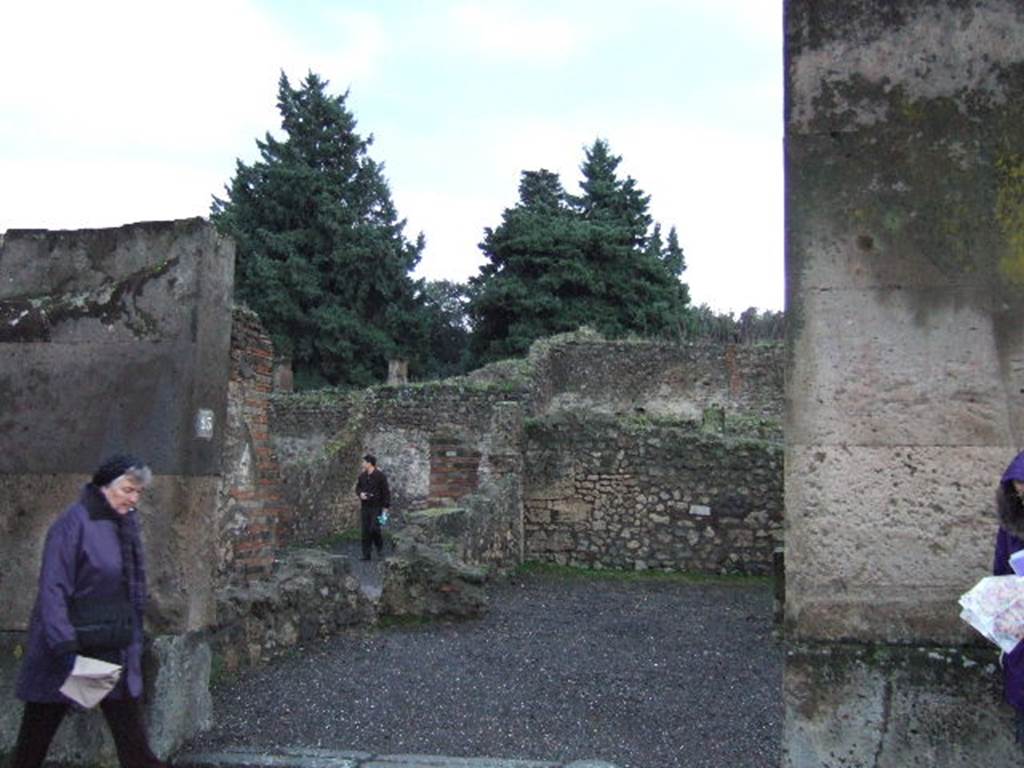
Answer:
[[468, 140, 690, 363], [469, 169, 595, 361], [211, 71, 426, 389], [419, 280, 471, 379]]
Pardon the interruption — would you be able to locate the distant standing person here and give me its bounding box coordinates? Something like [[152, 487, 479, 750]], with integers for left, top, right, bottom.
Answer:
[[355, 453, 390, 561], [9, 454, 167, 768]]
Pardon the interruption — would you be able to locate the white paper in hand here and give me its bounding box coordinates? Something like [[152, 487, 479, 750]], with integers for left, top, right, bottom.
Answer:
[[59, 656, 122, 708], [959, 575, 1024, 653], [1010, 549, 1024, 576]]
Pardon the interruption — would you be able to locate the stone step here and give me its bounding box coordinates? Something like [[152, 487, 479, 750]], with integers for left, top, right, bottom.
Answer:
[[177, 746, 619, 768]]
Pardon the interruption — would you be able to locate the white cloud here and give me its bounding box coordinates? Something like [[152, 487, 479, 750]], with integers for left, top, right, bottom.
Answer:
[[446, 4, 591, 63]]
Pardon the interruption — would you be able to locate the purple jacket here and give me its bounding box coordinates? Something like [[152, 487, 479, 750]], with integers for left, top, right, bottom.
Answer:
[[994, 451, 1024, 711], [16, 484, 148, 703]]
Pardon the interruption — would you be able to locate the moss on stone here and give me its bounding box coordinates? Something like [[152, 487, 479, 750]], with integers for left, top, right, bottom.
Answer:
[[996, 153, 1024, 286], [409, 507, 467, 520]]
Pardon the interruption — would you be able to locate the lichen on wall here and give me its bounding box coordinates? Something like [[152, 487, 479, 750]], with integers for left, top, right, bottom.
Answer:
[[996, 153, 1024, 285]]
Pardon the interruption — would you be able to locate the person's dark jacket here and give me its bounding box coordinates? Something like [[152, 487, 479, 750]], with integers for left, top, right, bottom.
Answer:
[[16, 484, 147, 702], [355, 469, 391, 511], [994, 450, 1024, 711]]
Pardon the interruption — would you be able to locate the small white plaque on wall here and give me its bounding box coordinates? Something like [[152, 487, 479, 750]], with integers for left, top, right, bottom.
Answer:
[[195, 408, 215, 439], [689, 504, 712, 517]]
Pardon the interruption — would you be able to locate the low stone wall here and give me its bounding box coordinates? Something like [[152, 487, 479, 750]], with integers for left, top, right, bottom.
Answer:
[[399, 476, 524, 572], [467, 330, 783, 434], [209, 549, 373, 676], [523, 413, 783, 575]]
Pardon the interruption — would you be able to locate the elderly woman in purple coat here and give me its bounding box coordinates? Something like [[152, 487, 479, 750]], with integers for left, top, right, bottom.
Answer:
[[8, 455, 167, 768], [994, 449, 1024, 743]]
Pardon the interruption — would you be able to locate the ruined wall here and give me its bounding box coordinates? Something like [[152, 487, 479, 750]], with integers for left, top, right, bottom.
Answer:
[[533, 337, 782, 426], [269, 333, 783, 575], [0, 219, 234, 761], [785, 1, 1024, 764], [466, 331, 783, 435], [215, 307, 287, 582], [399, 475, 525, 572], [270, 385, 526, 549], [524, 413, 782, 574]]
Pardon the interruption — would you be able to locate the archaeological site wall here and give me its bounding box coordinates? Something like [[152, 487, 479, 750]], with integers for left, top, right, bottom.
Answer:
[[217, 307, 286, 581], [0, 220, 234, 761], [524, 413, 782, 575], [269, 383, 527, 565], [785, 1, 1024, 764], [269, 331, 784, 576], [0, 223, 370, 764]]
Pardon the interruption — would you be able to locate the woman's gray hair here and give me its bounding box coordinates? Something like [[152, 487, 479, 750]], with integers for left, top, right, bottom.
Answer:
[[119, 465, 153, 487]]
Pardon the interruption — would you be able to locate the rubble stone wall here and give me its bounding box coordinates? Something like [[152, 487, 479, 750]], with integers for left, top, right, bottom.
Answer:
[[269, 334, 783, 575], [269, 385, 526, 550], [524, 413, 783, 574]]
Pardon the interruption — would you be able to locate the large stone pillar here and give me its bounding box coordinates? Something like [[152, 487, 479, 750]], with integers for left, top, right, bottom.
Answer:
[[0, 219, 233, 762], [785, 1, 1024, 764]]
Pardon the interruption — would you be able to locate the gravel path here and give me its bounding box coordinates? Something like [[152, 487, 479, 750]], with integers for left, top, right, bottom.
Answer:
[[181, 572, 782, 768]]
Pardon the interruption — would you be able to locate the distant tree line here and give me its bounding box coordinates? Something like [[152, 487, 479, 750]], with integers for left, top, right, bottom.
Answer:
[[682, 305, 785, 343], [212, 72, 780, 390]]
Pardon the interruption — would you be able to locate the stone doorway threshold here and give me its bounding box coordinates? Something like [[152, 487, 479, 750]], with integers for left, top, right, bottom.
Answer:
[[177, 745, 618, 768]]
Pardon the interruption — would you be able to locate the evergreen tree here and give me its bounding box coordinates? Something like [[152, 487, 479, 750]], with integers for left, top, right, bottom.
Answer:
[[469, 169, 594, 361], [211, 71, 426, 389], [662, 226, 686, 279], [419, 279, 471, 379], [468, 140, 690, 363], [681, 304, 784, 342]]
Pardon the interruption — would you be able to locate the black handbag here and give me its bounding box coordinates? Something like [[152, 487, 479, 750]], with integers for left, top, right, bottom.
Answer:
[[68, 596, 134, 652]]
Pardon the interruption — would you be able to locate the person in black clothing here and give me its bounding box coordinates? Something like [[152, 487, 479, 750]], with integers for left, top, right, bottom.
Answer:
[[354, 453, 390, 560]]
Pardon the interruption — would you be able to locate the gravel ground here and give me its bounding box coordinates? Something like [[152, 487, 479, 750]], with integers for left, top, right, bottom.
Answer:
[[181, 572, 782, 768]]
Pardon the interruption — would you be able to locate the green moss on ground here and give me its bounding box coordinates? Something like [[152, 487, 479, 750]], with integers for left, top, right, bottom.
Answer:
[[514, 560, 772, 586]]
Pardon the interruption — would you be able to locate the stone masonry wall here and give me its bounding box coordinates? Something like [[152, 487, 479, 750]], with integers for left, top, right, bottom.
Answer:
[[467, 330, 783, 435], [0, 219, 235, 762], [784, 1, 1024, 765], [268, 332, 782, 576], [524, 413, 783, 574], [538, 337, 782, 426], [270, 385, 526, 553]]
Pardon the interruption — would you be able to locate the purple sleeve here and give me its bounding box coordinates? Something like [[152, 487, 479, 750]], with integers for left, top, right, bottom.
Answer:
[[129, 512, 148, 610], [995, 529, 1014, 576], [36, 514, 80, 656], [1005, 638, 1024, 711]]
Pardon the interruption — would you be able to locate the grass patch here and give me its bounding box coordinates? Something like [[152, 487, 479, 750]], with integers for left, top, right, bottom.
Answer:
[[376, 614, 438, 630], [514, 560, 772, 586], [316, 528, 361, 550]]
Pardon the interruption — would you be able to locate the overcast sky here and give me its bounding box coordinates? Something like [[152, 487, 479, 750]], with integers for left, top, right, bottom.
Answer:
[[0, 1, 783, 314]]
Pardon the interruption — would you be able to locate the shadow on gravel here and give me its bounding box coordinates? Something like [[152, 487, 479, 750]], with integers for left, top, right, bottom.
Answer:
[[180, 571, 782, 768]]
